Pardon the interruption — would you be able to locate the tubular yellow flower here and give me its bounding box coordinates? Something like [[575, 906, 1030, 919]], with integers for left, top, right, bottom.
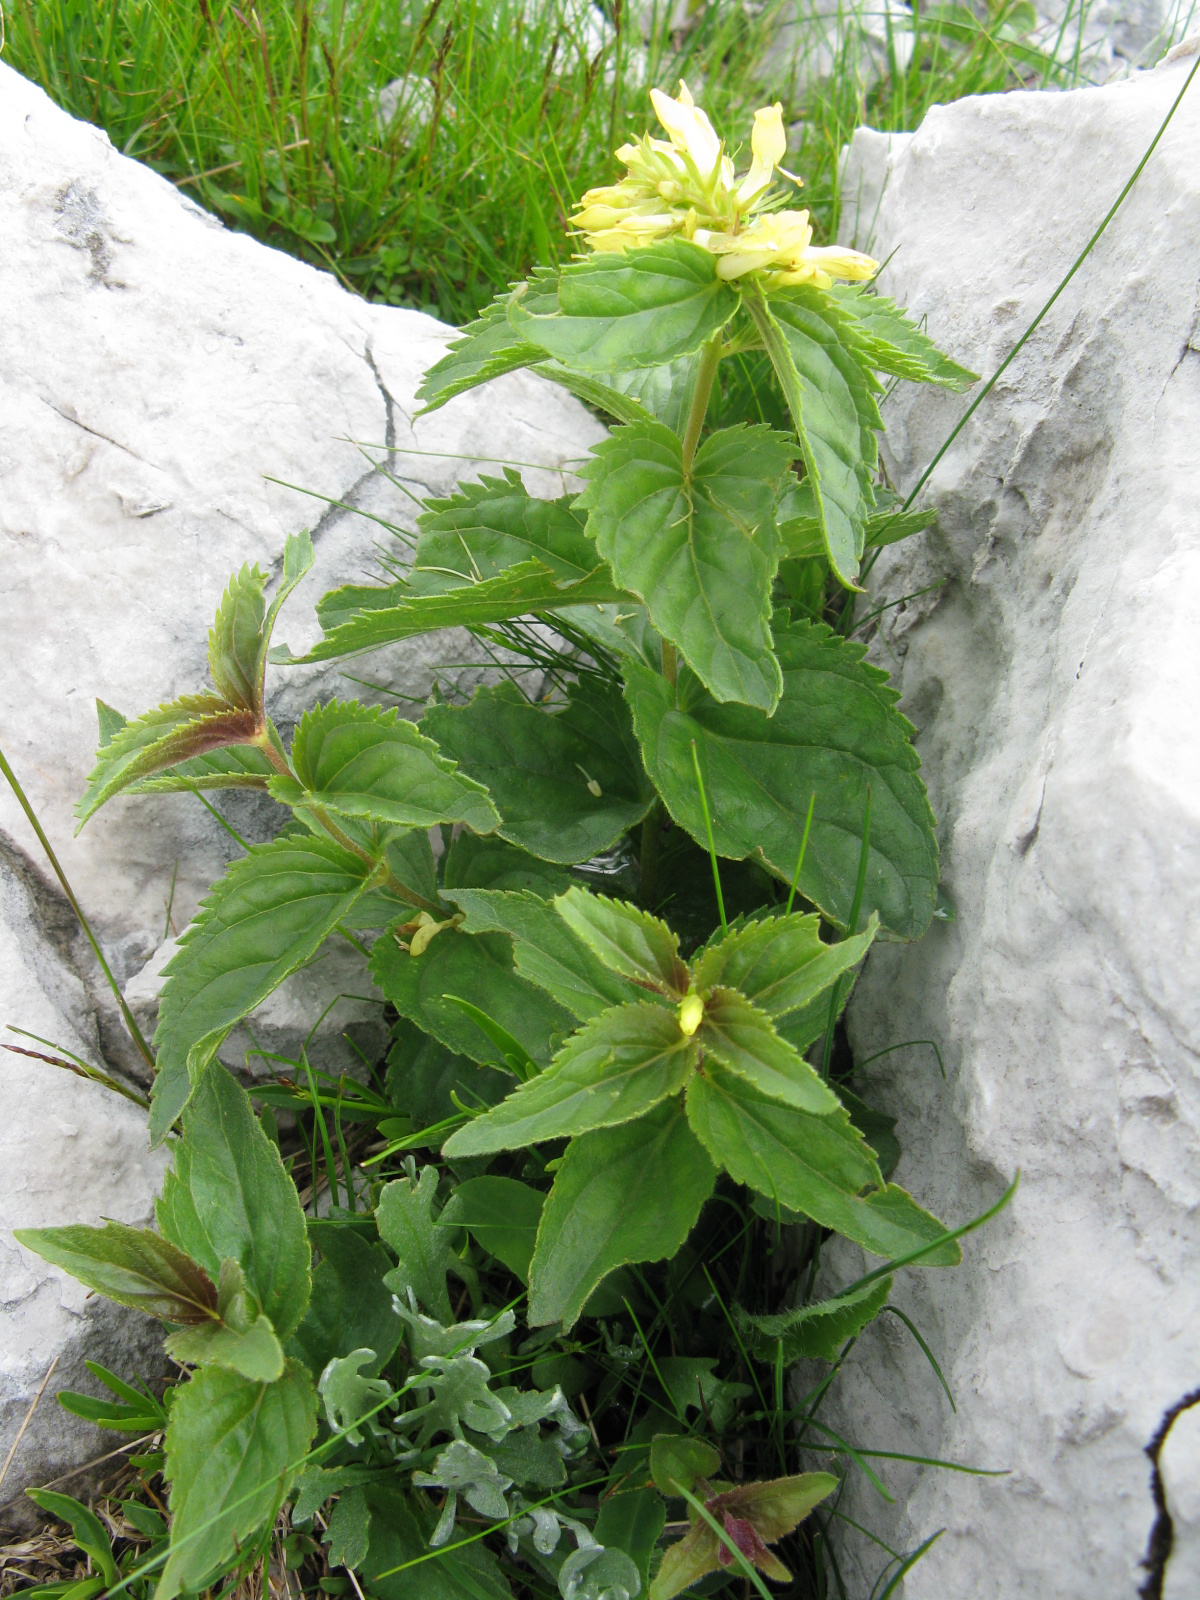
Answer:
[[736, 102, 786, 207], [648, 81, 726, 183]]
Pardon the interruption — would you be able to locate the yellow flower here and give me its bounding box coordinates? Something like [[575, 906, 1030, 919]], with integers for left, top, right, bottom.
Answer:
[[570, 81, 879, 288], [695, 210, 876, 289], [736, 102, 787, 207]]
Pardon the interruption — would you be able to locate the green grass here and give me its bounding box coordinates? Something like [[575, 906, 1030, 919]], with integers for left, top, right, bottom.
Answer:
[[0, 0, 1120, 326]]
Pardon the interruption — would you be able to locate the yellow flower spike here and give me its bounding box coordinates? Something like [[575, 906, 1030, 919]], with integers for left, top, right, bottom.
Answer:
[[736, 102, 787, 207], [678, 993, 705, 1037]]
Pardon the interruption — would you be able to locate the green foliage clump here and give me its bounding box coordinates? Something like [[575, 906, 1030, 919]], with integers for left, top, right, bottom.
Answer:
[[8, 80, 1011, 1600]]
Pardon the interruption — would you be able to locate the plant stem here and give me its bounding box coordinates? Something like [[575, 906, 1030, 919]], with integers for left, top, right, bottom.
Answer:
[[680, 334, 722, 474], [660, 638, 677, 690], [639, 803, 663, 908]]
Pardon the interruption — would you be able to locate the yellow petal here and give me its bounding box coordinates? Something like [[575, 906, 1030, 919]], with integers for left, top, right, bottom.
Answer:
[[801, 244, 878, 281], [751, 103, 786, 169], [650, 82, 723, 179]]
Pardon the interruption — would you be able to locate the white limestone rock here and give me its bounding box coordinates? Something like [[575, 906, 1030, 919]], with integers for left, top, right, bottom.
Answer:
[[813, 41, 1200, 1599], [0, 63, 604, 1522]]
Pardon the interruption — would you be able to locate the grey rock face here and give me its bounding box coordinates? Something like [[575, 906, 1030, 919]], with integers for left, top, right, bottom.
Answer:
[[817, 42, 1200, 1599], [0, 63, 604, 1524]]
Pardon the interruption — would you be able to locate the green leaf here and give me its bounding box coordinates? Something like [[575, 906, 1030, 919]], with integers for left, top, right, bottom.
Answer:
[[510, 239, 739, 371], [531, 361, 657, 426], [746, 292, 873, 588], [649, 1434, 721, 1498], [269, 700, 499, 835], [326, 1485, 371, 1571], [415, 275, 558, 415], [443, 1000, 695, 1158], [75, 694, 260, 828], [150, 837, 373, 1140], [623, 618, 939, 939], [692, 911, 876, 1020], [559, 1545, 644, 1600], [372, 924, 575, 1071], [25, 1492, 117, 1587], [599, 352, 704, 433], [685, 1063, 881, 1219], [349, 829, 444, 926], [837, 1085, 901, 1179], [437, 1176, 546, 1284], [576, 422, 793, 711], [158, 1065, 312, 1339], [12, 1222, 217, 1324], [298, 560, 627, 664], [735, 1277, 892, 1363], [290, 1228, 404, 1378], [386, 1022, 511, 1133], [696, 988, 839, 1114], [444, 833, 572, 898], [831, 285, 978, 390], [208, 529, 315, 715], [377, 1166, 465, 1324], [685, 1065, 955, 1260], [553, 886, 688, 993], [528, 1100, 716, 1330], [166, 1313, 285, 1383], [158, 1361, 317, 1600], [362, 1481, 512, 1600], [423, 678, 655, 865], [409, 470, 602, 594], [865, 505, 938, 549], [446, 888, 643, 1021], [655, 1357, 751, 1430]]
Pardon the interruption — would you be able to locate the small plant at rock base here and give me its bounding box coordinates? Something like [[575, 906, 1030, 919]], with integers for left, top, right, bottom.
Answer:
[[13, 83, 991, 1600]]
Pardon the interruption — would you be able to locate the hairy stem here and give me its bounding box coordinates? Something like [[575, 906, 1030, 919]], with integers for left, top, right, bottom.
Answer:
[[680, 334, 722, 474], [639, 803, 664, 908]]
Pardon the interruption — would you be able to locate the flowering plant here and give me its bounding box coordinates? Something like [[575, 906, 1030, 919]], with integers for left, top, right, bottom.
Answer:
[[14, 85, 978, 1598]]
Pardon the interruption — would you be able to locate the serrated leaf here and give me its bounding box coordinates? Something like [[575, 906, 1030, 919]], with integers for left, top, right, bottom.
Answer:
[[685, 1061, 880, 1215], [692, 912, 876, 1020], [91, 701, 276, 797], [747, 292, 873, 588], [385, 1021, 511, 1133], [372, 924, 575, 1071], [510, 239, 739, 371], [149, 836, 374, 1140], [831, 284, 978, 390], [685, 1065, 957, 1261], [576, 421, 791, 710], [554, 886, 688, 994], [446, 888, 643, 1020], [208, 529, 314, 714], [443, 833, 572, 898], [696, 988, 839, 1114], [415, 275, 558, 415], [289, 1228, 403, 1379], [299, 560, 628, 664], [531, 361, 657, 425], [865, 505, 938, 549], [623, 618, 938, 939], [377, 1166, 470, 1324], [269, 700, 499, 834], [528, 1100, 716, 1330], [442, 1000, 695, 1158], [76, 694, 260, 827], [437, 1176, 546, 1283], [423, 678, 654, 865], [349, 829, 443, 926], [735, 1277, 892, 1364], [410, 471, 602, 594], [12, 1222, 217, 1324], [157, 1361, 317, 1600], [157, 1065, 312, 1339], [165, 1314, 285, 1383]]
